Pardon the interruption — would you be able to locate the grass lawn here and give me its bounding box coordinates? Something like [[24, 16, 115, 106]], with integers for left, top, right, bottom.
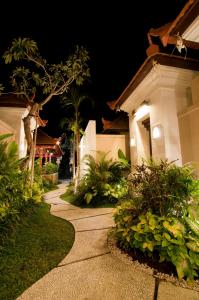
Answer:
[[60, 188, 115, 208], [0, 202, 75, 300]]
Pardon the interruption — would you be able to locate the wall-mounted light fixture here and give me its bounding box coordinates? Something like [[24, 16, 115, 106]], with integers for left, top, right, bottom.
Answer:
[[152, 125, 162, 139], [130, 136, 136, 147], [135, 100, 150, 121]]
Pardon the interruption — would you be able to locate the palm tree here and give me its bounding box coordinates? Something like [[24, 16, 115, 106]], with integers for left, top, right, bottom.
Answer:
[[61, 87, 91, 189]]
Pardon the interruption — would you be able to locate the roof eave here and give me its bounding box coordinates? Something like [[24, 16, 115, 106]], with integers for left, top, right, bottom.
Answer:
[[115, 53, 199, 109]]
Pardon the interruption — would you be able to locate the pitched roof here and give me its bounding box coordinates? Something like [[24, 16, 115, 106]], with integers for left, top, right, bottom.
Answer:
[[102, 112, 129, 133], [168, 0, 199, 37], [36, 128, 58, 146], [108, 53, 199, 110], [36, 128, 63, 157], [0, 95, 48, 127], [147, 0, 199, 48], [109, 0, 199, 110], [0, 95, 29, 108]]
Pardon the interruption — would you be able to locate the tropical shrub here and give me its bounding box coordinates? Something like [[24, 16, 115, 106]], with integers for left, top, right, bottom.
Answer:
[[0, 134, 42, 246], [114, 205, 199, 281], [76, 151, 129, 206], [43, 162, 58, 174], [114, 160, 199, 281], [127, 159, 198, 217], [42, 177, 58, 192]]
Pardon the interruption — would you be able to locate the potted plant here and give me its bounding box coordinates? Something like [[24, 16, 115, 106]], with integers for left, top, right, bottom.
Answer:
[[42, 162, 59, 184]]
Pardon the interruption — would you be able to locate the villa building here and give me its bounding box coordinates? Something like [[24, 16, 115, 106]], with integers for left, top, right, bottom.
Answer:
[[108, 0, 199, 174]]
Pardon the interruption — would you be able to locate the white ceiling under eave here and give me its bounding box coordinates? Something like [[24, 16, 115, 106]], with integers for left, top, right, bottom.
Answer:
[[182, 15, 199, 42]]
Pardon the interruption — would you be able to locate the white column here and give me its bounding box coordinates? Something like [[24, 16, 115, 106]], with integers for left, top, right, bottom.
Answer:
[[150, 88, 182, 165]]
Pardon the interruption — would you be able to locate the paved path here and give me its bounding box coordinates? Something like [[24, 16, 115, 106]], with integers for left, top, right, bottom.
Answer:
[[18, 182, 199, 300]]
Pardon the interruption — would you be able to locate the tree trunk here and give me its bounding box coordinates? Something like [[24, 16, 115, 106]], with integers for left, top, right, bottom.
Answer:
[[74, 110, 81, 192], [21, 103, 39, 170], [72, 137, 76, 181], [76, 128, 80, 182]]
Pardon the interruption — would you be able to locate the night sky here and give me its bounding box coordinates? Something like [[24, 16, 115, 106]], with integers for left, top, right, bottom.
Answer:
[[0, 0, 187, 136]]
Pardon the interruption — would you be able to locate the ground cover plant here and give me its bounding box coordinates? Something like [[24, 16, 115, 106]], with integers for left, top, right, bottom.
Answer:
[[114, 160, 199, 282]]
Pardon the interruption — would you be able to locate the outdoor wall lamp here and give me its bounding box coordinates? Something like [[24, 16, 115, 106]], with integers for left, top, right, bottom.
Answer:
[[130, 136, 136, 147], [135, 100, 150, 121], [152, 125, 162, 139]]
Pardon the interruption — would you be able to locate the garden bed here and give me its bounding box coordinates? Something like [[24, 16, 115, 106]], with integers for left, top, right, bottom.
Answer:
[[107, 229, 199, 292]]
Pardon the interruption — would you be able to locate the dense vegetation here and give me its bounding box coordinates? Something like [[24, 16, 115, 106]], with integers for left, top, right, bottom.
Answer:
[[114, 160, 199, 282], [0, 134, 43, 246], [62, 151, 130, 207]]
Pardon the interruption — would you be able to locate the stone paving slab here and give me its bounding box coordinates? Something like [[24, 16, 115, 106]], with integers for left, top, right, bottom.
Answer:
[[44, 191, 66, 200], [17, 184, 199, 300], [50, 203, 79, 212], [52, 207, 113, 220], [52, 211, 115, 231], [157, 281, 199, 300], [18, 254, 155, 300], [58, 229, 110, 265]]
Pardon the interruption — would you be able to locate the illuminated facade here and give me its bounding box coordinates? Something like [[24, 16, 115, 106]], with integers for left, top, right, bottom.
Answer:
[[110, 0, 199, 174]]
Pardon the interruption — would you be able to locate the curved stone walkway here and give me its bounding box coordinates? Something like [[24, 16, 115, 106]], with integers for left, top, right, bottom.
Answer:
[[18, 183, 199, 300]]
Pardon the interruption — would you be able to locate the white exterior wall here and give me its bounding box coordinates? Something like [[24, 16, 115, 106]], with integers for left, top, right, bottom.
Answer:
[[150, 88, 182, 165], [96, 134, 129, 161], [0, 106, 36, 158], [178, 105, 199, 172], [122, 65, 198, 170], [0, 119, 16, 142], [80, 120, 97, 176], [80, 120, 129, 177]]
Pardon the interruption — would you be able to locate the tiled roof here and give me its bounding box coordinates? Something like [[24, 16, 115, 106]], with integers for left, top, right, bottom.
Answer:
[[111, 0, 199, 110], [102, 112, 129, 133], [0, 95, 29, 108], [147, 0, 199, 49], [36, 128, 58, 145]]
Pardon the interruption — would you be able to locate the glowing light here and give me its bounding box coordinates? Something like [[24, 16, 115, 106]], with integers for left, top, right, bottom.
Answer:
[[20, 143, 25, 151], [130, 137, 136, 147], [152, 125, 161, 139], [135, 104, 150, 120]]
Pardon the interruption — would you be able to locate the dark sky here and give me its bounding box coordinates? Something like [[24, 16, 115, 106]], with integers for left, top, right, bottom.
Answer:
[[0, 0, 187, 136]]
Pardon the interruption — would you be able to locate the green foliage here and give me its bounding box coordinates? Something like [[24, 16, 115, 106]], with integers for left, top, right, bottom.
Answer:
[[114, 205, 199, 281], [76, 152, 128, 206], [42, 162, 58, 174], [128, 160, 198, 217], [114, 160, 199, 282], [118, 149, 131, 169], [3, 38, 90, 103], [42, 178, 58, 193], [0, 134, 42, 246]]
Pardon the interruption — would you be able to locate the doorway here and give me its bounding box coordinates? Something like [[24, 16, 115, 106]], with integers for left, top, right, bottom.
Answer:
[[142, 118, 152, 157]]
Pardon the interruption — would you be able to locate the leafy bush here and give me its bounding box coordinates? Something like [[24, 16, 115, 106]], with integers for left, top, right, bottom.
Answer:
[[114, 204, 199, 281], [42, 177, 58, 192], [76, 151, 128, 206], [43, 162, 58, 174], [0, 134, 42, 246], [128, 160, 198, 217], [114, 160, 199, 281]]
